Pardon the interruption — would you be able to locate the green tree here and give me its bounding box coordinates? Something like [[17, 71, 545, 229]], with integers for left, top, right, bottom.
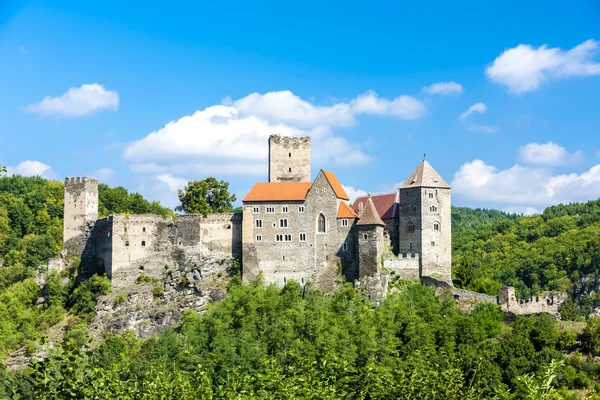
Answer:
[[176, 177, 236, 216]]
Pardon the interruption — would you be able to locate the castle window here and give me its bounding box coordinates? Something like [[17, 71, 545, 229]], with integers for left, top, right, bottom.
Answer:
[[434, 223, 439, 231], [342, 243, 348, 251], [289, 168, 292, 172], [407, 222, 415, 232], [299, 233, 306, 242], [283, 255, 286, 262], [289, 152, 292, 157], [279, 218, 288, 228], [266, 206, 275, 213], [409, 242, 413, 250], [143, 227, 146, 232], [341, 219, 349, 227], [412, 206, 417, 212], [125, 240, 129, 247], [431, 241, 436, 246], [358, 202, 364, 211], [282, 206, 289, 213], [276, 234, 283, 242], [298, 206, 305, 213], [141, 240, 146, 246], [430, 206, 438, 212], [255, 219, 262, 228], [429, 193, 434, 198], [285, 234, 292, 241], [318, 214, 326, 233], [253, 207, 260, 213], [256, 235, 262, 242], [363, 234, 368, 240]]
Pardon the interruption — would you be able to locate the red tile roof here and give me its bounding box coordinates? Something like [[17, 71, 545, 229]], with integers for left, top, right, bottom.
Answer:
[[322, 170, 349, 200], [337, 202, 359, 218], [243, 182, 313, 202], [352, 192, 398, 220]]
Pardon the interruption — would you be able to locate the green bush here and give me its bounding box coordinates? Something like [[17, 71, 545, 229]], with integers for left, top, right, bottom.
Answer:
[[152, 285, 163, 298]]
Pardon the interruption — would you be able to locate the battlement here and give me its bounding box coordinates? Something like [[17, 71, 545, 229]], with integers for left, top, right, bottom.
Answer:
[[499, 286, 565, 316], [65, 177, 98, 186], [269, 134, 310, 146]]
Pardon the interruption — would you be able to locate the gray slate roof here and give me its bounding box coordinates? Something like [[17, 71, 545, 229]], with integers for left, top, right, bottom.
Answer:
[[399, 160, 451, 189], [356, 195, 386, 226]]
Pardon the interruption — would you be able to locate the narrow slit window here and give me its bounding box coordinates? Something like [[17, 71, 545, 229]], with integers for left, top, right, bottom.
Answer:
[[141, 240, 146, 246], [255, 219, 262, 228], [342, 243, 348, 251]]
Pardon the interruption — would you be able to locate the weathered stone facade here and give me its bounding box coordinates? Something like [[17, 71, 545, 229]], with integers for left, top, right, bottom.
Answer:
[[65, 135, 453, 291], [269, 135, 311, 182], [64, 177, 98, 256]]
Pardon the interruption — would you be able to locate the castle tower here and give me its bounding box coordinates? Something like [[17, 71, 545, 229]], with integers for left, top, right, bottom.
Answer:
[[398, 160, 452, 283], [357, 195, 386, 277], [64, 177, 98, 256], [268, 134, 310, 182]]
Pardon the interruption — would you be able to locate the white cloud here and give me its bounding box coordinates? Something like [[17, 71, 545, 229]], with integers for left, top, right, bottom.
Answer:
[[459, 102, 487, 120], [233, 91, 355, 128], [422, 81, 463, 95], [503, 206, 540, 216], [486, 39, 600, 94], [93, 168, 115, 182], [350, 91, 427, 120], [467, 124, 500, 134], [6, 160, 54, 178], [342, 185, 367, 202], [452, 159, 600, 210], [156, 174, 188, 193], [25, 83, 119, 117], [519, 142, 583, 166]]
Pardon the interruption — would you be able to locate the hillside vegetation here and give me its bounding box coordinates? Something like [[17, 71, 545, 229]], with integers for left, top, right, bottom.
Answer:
[[3, 174, 600, 397], [0, 175, 172, 358], [452, 199, 600, 319]]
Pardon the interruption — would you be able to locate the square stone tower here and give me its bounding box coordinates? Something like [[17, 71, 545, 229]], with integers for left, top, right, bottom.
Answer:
[[268, 134, 311, 182], [398, 160, 452, 283], [64, 177, 98, 256], [357, 195, 386, 278]]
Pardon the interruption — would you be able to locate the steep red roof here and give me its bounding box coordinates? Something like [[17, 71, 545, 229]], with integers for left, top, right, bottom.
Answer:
[[243, 182, 313, 202], [356, 195, 385, 226], [337, 202, 359, 219], [322, 170, 350, 200], [352, 192, 398, 220]]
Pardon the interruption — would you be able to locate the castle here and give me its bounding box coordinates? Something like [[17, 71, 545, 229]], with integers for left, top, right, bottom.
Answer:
[[63, 134, 452, 290]]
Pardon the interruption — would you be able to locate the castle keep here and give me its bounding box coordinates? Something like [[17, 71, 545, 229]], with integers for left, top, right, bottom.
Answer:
[[64, 134, 452, 289]]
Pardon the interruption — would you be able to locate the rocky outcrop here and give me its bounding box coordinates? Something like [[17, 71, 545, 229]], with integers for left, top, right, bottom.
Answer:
[[89, 259, 235, 341]]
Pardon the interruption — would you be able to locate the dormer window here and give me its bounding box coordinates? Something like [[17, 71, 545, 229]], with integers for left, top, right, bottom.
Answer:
[[358, 203, 364, 211]]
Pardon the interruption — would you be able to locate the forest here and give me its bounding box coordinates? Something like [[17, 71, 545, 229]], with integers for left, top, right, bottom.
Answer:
[[2, 174, 600, 398]]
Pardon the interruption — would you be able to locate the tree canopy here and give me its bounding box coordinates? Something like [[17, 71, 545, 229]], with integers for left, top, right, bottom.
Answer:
[[176, 177, 237, 216]]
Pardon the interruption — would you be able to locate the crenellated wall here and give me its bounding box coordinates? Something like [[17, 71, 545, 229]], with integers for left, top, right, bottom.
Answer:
[[499, 287, 564, 316], [384, 252, 420, 280], [88, 213, 242, 288]]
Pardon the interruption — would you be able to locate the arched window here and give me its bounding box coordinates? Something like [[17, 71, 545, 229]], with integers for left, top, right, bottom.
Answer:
[[407, 222, 415, 233], [433, 222, 440, 231], [318, 213, 326, 233]]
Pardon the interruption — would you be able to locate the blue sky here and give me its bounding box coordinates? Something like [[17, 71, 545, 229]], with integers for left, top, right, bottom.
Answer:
[[1, 0, 599, 214]]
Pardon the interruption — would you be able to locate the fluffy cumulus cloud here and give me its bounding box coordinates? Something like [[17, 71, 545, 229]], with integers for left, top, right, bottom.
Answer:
[[459, 102, 487, 120], [342, 185, 367, 202], [452, 156, 600, 213], [421, 81, 463, 95], [25, 83, 119, 117], [519, 142, 584, 166], [125, 90, 426, 204], [6, 160, 54, 178], [486, 39, 600, 94]]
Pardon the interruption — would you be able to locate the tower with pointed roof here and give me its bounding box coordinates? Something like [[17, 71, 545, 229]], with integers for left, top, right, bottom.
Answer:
[[357, 195, 386, 278], [398, 160, 452, 283]]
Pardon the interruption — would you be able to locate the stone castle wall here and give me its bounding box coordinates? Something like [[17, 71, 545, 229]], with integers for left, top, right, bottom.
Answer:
[[499, 287, 564, 316], [384, 252, 420, 280], [89, 213, 242, 288], [269, 135, 311, 182]]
